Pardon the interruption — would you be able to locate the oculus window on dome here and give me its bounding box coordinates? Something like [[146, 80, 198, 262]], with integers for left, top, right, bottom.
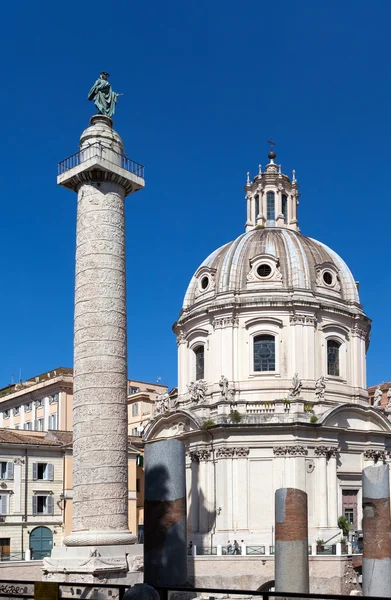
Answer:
[[201, 276, 209, 290], [194, 345, 205, 380], [257, 264, 272, 278], [254, 335, 275, 372], [323, 271, 333, 285], [327, 340, 340, 377]]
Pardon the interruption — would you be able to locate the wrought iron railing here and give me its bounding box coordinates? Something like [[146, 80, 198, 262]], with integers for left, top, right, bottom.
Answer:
[[196, 546, 217, 555], [245, 545, 266, 555], [270, 545, 312, 555], [316, 544, 337, 555], [0, 552, 25, 561], [58, 143, 144, 179]]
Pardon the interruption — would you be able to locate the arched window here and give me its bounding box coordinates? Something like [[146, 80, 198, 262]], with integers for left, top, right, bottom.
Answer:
[[282, 194, 287, 223], [254, 335, 275, 372], [266, 192, 275, 225], [194, 346, 205, 380], [327, 340, 340, 376], [255, 195, 260, 219]]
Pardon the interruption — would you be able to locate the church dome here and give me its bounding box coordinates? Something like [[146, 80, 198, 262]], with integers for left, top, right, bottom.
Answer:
[[183, 227, 360, 310]]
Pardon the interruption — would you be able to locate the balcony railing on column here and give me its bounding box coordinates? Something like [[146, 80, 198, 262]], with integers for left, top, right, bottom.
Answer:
[[58, 142, 145, 179]]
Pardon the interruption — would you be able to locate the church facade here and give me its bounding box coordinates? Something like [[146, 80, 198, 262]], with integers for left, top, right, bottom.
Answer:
[[144, 150, 391, 549]]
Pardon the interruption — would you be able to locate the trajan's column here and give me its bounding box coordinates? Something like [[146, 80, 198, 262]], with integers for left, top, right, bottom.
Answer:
[[43, 73, 145, 583]]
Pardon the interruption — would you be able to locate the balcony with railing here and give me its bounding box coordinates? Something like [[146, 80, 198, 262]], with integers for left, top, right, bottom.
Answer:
[[58, 142, 145, 180]]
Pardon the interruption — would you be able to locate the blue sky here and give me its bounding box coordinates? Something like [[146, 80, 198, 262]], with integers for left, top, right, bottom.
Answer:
[[0, 0, 390, 389]]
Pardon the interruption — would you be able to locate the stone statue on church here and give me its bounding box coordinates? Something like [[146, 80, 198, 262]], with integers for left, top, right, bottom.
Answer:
[[289, 372, 302, 399], [219, 375, 229, 399], [188, 380, 208, 403], [385, 388, 391, 410], [315, 376, 326, 400], [373, 386, 382, 408], [88, 72, 122, 118], [155, 391, 169, 415]]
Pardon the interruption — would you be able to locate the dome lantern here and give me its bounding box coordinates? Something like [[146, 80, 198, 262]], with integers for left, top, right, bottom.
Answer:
[[245, 148, 300, 233]]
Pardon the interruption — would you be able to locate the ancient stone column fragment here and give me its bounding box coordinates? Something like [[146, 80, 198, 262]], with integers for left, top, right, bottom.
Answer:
[[362, 463, 391, 597], [144, 439, 187, 586], [275, 487, 309, 593]]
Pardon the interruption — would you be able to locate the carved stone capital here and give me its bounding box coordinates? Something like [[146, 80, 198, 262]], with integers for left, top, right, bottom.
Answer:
[[216, 446, 235, 458], [213, 316, 239, 329], [314, 445, 329, 457], [189, 451, 200, 463], [363, 449, 386, 463], [315, 446, 339, 459], [327, 447, 339, 458], [351, 325, 369, 341], [176, 331, 187, 346], [274, 445, 308, 457], [286, 445, 308, 457], [198, 449, 211, 461], [273, 446, 288, 456], [235, 447, 250, 457], [290, 314, 316, 327]]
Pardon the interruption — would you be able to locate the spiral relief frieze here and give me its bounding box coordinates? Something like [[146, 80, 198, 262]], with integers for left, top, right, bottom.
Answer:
[[67, 181, 131, 546]]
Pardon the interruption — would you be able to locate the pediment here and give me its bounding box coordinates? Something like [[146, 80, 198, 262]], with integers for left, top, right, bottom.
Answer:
[[321, 404, 391, 432], [143, 410, 202, 441]]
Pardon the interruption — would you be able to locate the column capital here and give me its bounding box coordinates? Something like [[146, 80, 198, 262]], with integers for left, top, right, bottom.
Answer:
[[363, 448, 386, 463], [273, 445, 308, 457], [190, 448, 211, 462], [315, 445, 339, 459]]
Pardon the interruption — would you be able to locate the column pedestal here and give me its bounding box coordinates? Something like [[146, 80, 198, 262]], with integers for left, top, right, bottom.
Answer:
[[42, 544, 143, 584]]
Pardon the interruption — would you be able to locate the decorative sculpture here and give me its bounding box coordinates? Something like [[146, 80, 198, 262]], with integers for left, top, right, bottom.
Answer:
[[386, 388, 391, 410], [187, 380, 208, 403], [155, 392, 169, 415], [88, 72, 122, 118], [289, 372, 302, 399], [219, 375, 229, 399], [373, 386, 382, 408], [315, 376, 326, 400]]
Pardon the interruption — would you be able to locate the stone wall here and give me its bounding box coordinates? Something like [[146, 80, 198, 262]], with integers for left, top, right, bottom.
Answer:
[[188, 555, 362, 594], [0, 560, 43, 580]]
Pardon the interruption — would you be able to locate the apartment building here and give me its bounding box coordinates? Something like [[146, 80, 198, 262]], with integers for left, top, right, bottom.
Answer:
[[0, 430, 64, 561], [0, 429, 143, 560], [0, 368, 73, 432], [0, 369, 167, 436], [127, 379, 168, 437]]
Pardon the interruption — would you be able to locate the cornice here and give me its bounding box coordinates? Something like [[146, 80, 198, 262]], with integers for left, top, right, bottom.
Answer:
[[177, 295, 367, 329]]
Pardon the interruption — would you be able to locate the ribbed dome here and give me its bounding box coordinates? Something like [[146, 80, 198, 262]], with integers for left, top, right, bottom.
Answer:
[[183, 228, 360, 309]]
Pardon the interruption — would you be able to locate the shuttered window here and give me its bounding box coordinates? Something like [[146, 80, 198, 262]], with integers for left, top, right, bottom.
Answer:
[[48, 414, 57, 430], [0, 495, 8, 514], [33, 463, 54, 481], [32, 495, 54, 515], [0, 462, 13, 480], [34, 419, 44, 431]]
